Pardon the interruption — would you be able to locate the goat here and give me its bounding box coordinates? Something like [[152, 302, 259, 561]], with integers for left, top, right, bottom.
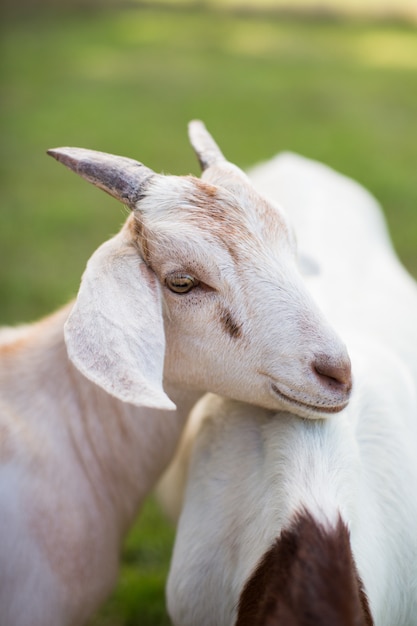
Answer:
[[162, 153, 417, 626], [166, 349, 417, 626], [248, 152, 417, 384], [0, 124, 351, 626]]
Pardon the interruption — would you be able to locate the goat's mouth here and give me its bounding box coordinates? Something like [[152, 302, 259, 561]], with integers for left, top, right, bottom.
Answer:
[[270, 383, 349, 418]]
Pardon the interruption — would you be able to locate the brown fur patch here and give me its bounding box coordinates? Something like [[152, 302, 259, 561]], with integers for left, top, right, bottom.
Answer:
[[219, 307, 242, 339], [193, 178, 219, 199], [182, 178, 255, 264], [236, 510, 374, 626], [184, 181, 235, 227]]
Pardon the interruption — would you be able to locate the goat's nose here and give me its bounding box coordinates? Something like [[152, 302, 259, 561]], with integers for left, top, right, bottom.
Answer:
[[313, 354, 352, 394]]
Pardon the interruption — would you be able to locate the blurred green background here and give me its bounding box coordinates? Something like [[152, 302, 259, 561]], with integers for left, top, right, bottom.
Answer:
[[1, 1, 417, 624]]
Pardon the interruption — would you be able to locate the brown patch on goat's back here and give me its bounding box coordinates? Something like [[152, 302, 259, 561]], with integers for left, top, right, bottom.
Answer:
[[235, 510, 374, 626], [219, 307, 242, 339]]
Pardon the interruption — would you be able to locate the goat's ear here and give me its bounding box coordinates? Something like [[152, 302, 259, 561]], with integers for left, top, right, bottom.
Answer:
[[47, 147, 155, 210], [64, 231, 176, 410]]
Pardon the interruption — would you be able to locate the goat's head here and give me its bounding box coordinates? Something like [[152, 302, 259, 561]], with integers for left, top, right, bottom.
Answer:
[[48, 121, 351, 418]]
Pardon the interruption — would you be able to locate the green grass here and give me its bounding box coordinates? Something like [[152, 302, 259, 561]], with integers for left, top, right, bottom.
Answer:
[[89, 498, 175, 626], [1, 6, 417, 624], [2, 8, 417, 325]]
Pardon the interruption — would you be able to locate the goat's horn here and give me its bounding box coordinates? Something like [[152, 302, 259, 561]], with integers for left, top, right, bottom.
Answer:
[[188, 120, 226, 171], [47, 147, 155, 210]]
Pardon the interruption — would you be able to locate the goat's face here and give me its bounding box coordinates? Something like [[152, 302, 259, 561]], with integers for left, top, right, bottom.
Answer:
[[48, 121, 351, 418], [137, 171, 351, 418]]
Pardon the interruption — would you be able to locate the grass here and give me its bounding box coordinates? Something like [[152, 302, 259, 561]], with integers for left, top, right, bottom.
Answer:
[[89, 498, 175, 626], [1, 5, 417, 624], [2, 9, 417, 325]]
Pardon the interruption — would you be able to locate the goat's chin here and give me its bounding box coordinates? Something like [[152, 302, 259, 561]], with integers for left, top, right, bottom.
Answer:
[[270, 383, 349, 419]]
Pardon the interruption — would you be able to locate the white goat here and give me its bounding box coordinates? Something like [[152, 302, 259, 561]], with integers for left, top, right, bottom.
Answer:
[[163, 154, 417, 626], [249, 152, 417, 383], [0, 124, 351, 626]]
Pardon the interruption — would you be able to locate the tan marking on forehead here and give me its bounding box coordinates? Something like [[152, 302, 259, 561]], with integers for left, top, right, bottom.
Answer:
[[192, 178, 218, 198], [133, 175, 290, 269], [189, 178, 289, 247], [180, 180, 252, 263], [184, 178, 239, 223]]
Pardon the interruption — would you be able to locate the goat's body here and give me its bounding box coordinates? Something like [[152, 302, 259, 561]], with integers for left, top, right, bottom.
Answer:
[[164, 153, 417, 626], [167, 343, 417, 625], [1, 126, 354, 624], [0, 305, 199, 626]]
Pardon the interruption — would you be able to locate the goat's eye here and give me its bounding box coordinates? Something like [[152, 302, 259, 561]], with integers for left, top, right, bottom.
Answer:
[[166, 273, 199, 294]]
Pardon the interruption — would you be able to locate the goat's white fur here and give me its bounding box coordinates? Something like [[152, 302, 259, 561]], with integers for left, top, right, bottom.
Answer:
[[162, 153, 417, 626], [0, 126, 351, 625], [249, 152, 417, 382]]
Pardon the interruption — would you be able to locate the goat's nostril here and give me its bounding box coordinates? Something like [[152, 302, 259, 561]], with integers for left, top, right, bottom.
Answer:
[[313, 355, 352, 393]]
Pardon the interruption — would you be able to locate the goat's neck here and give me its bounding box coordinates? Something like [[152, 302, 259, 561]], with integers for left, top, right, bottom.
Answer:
[[0, 304, 202, 537], [67, 368, 202, 535]]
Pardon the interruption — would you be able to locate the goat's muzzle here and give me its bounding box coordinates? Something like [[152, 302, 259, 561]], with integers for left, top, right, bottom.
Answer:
[[312, 354, 352, 396]]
